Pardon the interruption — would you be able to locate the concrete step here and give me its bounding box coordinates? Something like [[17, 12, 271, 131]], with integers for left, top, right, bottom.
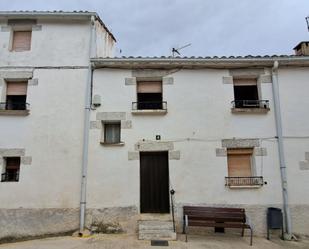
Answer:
[[138, 220, 176, 241], [138, 231, 177, 240], [139, 213, 171, 221], [139, 220, 173, 230]]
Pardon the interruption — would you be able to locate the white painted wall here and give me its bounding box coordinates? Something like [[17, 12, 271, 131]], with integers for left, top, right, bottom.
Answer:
[[87, 68, 287, 210], [0, 69, 87, 208], [0, 19, 115, 67]]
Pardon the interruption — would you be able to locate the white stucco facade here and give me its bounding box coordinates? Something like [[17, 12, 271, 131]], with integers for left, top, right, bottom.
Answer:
[[0, 11, 308, 241]]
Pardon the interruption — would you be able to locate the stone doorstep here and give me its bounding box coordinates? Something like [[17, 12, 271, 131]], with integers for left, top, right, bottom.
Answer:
[[139, 213, 171, 221], [138, 231, 177, 241], [138, 220, 176, 241]]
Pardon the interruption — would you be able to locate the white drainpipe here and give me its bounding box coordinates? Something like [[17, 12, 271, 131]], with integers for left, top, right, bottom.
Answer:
[[271, 61, 292, 238], [79, 15, 96, 234]]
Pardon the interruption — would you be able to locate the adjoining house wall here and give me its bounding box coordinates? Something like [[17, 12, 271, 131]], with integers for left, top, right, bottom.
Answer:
[[0, 69, 87, 240], [0, 20, 91, 67], [95, 20, 115, 58], [0, 14, 116, 240]]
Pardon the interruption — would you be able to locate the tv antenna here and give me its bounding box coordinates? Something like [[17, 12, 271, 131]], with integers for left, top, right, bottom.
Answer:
[[172, 43, 191, 57], [306, 16, 309, 31]]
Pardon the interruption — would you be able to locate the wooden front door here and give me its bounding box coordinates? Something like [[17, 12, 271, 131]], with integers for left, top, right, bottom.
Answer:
[[140, 151, 169, 213]]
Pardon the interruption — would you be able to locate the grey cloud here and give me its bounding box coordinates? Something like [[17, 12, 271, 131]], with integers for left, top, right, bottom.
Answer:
[[0, 0, 309, 56]]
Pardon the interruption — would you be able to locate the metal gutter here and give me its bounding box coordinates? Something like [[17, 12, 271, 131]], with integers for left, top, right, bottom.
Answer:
[[90, 56, 309, 69], [79, 15, 96, 235], [271, 61, 293, 239]]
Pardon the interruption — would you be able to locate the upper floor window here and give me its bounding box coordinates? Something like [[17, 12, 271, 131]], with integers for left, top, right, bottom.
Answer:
[[233, 78, 259, 108], [1, 157, 20, 182], [231, 78, 269, 112], [11, 30, 32, 52], [136, 80, 163, 110], [5, 81, 28, 110]]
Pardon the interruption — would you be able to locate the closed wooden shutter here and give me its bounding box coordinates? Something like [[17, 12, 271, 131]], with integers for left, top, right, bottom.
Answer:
[[12, 31, 32, 51], [137, 81, 162, 93], [6, 82, 28, 95], [6, 157, 20, 170], [227, 149, 253, 177], [233, 78, 257, 86]]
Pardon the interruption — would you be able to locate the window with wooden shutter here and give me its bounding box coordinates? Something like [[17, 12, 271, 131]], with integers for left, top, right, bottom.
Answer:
[[104, 122, 121, 144], [12, 31, 32, 52], [5, 81, 28, 110], [233, 78, 259, 108], [227, 149, 253, 177], [137, 81, 162, 93], [136, 81, 163, 110], [6, 82, 28, 96]]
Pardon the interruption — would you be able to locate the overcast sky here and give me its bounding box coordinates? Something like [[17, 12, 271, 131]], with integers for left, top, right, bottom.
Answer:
[[1, 0, 309, 57]]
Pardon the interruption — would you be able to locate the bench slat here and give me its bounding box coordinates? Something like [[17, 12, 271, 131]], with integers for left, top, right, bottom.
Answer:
[[188, 220, 250, 229]]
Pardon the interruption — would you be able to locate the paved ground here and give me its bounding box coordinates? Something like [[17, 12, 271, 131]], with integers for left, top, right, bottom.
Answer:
[[0, 234, 308, 249]]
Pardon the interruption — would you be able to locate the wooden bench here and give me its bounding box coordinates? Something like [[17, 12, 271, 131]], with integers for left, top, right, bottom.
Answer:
[[183, 206, 253, 245]]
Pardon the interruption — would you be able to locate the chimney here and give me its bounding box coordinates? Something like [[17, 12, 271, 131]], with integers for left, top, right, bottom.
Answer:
[[293, 41, 309, 55]]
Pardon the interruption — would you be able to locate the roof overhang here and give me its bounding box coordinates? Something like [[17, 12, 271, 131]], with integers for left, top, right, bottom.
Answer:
[[0, 11, 116, 42], [91, 56, 309, 69]]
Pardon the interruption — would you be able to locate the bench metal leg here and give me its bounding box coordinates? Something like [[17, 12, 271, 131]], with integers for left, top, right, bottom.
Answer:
[[182, 216, 185, 234], [249, 227, 253, 246], [241, 227, 244, 237]]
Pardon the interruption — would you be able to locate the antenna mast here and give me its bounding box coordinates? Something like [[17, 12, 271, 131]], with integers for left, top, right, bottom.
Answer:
[[172, 43, 191, 57]]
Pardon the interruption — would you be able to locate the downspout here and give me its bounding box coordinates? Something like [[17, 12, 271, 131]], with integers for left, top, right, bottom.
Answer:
[[271, 61, 293, 239], [79, 15, 96, 235]]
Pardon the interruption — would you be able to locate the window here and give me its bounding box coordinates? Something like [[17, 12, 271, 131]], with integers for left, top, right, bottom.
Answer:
[[103, 122, 121, 144], [225, 148, 264, 187], [233, 78, 259, 108], [227, 148, 253, 177], [1, 157, 20, 182], [12, 31, 32, 52], [5, 81, 28, 110], [137, 81, 163, 110]]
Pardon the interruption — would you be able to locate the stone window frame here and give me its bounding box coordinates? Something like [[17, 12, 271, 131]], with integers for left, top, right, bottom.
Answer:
[[223, 68, 271, 114], [125, 69, 175, 115], [0, 148, 32, 183], [0, 70, 38, 116], [1, 19, 42, 52], [216, 138, 267, 188], [128, 140, 180, 161], [91, 112, 132, 146]]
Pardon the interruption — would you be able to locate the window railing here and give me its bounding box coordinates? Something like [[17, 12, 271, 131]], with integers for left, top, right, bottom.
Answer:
[[0, 102, 30, 111], [225, 176, 264, 187], [231, 100, 269, 109], [1, 172, 19, 182], [132, 101, 167, 110]]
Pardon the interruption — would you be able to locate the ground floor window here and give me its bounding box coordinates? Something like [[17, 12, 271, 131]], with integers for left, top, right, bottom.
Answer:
[[227, 148, 253, 177], [1, 157, 20, 182]]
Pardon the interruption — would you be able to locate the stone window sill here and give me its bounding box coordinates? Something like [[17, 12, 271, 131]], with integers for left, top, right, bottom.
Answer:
[[0, 110, 30, 116], [131, 109, 167, 115], [231, 108, 270, 114], [227, 185, 263, 189], [100, 142, 125, 147]]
